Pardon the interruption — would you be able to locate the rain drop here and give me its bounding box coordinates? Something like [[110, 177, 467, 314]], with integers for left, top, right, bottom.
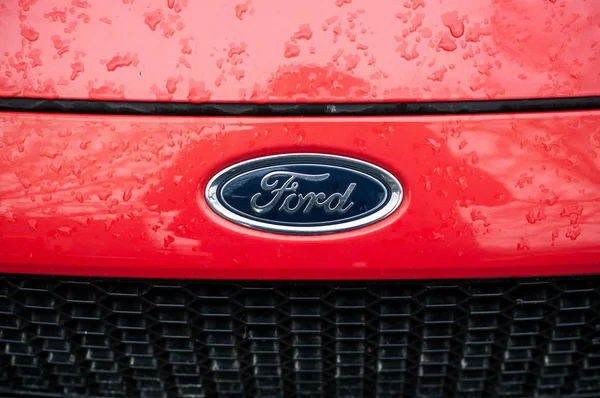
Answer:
[[441, 11, 464, 38], [565, 225, 581, 241], [164, 235, 175, 247], [284, 42, 300, 58]]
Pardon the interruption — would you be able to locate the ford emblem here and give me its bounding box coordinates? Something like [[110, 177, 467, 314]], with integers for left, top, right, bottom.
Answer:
[[205, 154, 403, 234]]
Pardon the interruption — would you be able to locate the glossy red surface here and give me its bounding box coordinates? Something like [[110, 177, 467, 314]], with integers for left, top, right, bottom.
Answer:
[[1, 0, 600, 102], [1, 111, 599, 279]]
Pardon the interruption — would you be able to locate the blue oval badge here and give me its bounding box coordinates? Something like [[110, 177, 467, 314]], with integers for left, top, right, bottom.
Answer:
[[205, 154, 403, 234]]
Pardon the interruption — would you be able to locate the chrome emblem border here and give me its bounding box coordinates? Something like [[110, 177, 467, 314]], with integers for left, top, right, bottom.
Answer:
[[204, 153, 403, 235]]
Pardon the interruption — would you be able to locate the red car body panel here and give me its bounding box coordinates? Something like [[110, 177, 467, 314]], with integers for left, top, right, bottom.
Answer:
[[1, 0, 600, 102], [1, 111, 599, 280], [1, 0, 599, 281]]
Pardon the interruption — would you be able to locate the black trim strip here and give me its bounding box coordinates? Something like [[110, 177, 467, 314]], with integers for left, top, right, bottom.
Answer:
[[0, 96, 599, 116]]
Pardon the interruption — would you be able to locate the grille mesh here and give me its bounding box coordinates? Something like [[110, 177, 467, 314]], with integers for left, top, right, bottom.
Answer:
[[1, 276, 600, 398]]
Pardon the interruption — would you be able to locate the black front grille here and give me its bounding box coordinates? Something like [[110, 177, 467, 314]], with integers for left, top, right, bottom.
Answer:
[[1, 276, 600, 398]]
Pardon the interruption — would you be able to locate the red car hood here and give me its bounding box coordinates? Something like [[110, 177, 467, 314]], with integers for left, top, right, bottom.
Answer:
[[1, 0, 599, 102]]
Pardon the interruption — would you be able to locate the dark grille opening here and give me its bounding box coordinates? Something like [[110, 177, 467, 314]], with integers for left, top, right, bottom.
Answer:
[[0, 276, 599, 398]]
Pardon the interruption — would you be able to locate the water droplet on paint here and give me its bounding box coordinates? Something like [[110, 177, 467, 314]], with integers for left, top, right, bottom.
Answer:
[[21, 25, 40, 42], [284, 42, 300, 58], [526, 209, 546, 224], [441, 11, 464, 38], [235, 2, 248, 20], [97, 191, 112, 201], [517, 238, 530, 250], [437, 33, 457, 52], [122, 186, 133, 202], [565, 225, 581, 241], [164, 235, 175, 247], [144, 9, 163, 31]]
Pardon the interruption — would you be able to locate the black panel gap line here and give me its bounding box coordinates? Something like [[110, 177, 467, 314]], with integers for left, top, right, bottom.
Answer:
[[0, 96, 599, 117]]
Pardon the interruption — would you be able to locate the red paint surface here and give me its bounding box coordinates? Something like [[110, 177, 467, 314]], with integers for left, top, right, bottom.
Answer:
[[1, 0, 599, 102], [1, 111, 600, 280]]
